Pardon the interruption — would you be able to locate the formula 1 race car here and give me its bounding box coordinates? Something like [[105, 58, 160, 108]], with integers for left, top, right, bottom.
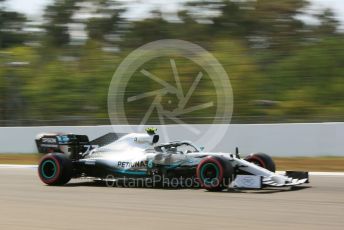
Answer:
[[36, 129, 309, 191]]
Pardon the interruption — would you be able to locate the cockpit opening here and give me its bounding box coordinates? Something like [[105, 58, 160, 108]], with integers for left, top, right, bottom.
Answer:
[[154, 142, 199, 154]]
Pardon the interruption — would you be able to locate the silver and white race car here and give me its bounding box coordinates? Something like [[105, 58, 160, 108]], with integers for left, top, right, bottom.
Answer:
[[37, 129, 309, 191]]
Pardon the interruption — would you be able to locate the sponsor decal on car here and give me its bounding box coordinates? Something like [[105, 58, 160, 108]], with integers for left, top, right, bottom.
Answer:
[[41, 138, 57, 144], [117, 161, 148, 168]]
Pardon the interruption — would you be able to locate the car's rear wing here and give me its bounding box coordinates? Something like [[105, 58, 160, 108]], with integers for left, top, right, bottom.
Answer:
[[35, 132, 127, 159]]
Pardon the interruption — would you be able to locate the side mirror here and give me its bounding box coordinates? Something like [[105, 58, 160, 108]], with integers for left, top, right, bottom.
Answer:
[[200, 146, 205, 151]]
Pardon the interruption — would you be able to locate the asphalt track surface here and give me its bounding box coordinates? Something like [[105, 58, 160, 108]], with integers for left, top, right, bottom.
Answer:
[[1, 168, 343, 230]]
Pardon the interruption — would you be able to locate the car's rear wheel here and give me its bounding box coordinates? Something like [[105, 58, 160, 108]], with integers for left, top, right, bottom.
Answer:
[[38, 153, 73, 185], [196, 156, 234, 192], [245, 153, 276, 172]]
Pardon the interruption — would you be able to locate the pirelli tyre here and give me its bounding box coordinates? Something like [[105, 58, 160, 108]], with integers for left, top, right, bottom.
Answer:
[[38, 153, 73, 185], [196, 156, 234, 192], [245, 152, 276, 172]]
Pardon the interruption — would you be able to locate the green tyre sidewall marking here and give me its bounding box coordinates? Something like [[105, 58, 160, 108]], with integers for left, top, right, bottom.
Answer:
[[41, 159, 57, 179], [200, 163, 219, 186]]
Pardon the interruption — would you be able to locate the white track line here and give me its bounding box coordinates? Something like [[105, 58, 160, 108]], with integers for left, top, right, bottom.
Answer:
[[0, 164, 37, 169], [0, 165, 343, 176], [276, 171, 344, 176]]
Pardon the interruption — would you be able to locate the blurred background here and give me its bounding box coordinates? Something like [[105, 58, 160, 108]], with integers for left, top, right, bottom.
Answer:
[[0, 0, 343, 126]]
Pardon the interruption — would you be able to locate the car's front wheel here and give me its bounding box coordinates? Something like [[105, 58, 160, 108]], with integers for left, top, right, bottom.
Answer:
[[244, 152, 276, 172]]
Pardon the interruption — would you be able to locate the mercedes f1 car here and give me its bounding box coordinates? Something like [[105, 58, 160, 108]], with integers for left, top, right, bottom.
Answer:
[[36, 129, 309, 191]]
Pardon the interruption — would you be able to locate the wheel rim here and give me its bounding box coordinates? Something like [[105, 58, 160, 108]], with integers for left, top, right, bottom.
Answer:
[[41, 159, 57, 179], [200, 163, 220, 186]]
